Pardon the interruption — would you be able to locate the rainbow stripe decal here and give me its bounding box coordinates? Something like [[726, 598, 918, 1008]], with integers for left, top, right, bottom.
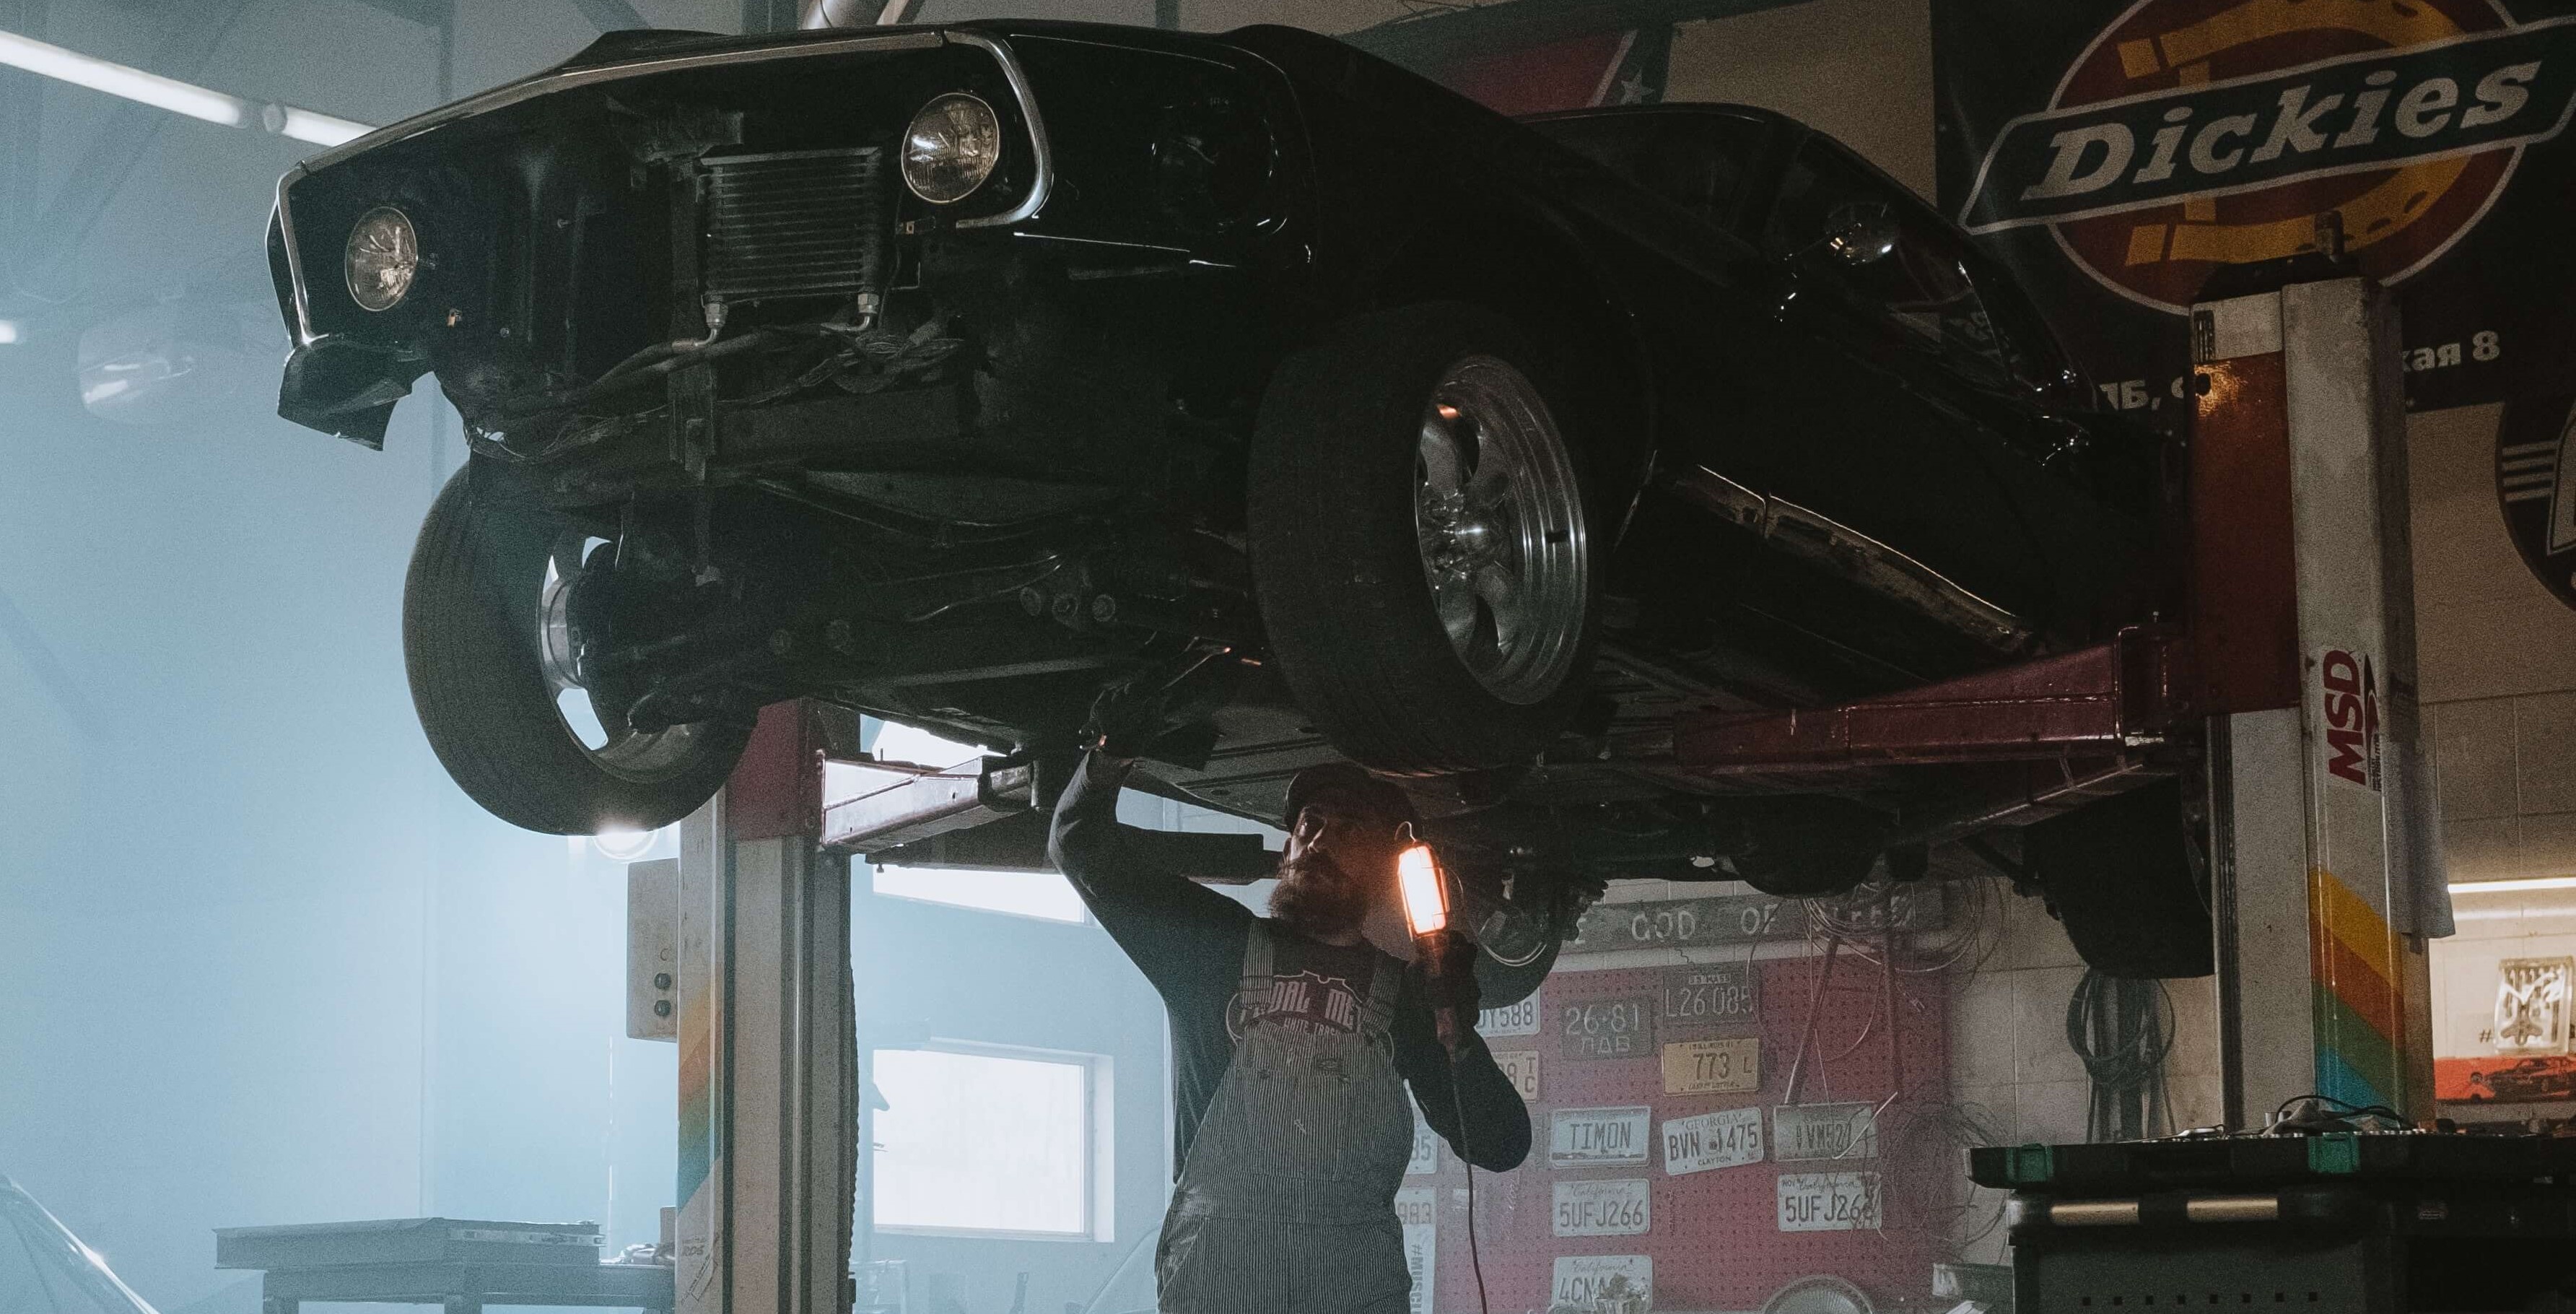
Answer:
[[2308, 867, 2402, 1109]]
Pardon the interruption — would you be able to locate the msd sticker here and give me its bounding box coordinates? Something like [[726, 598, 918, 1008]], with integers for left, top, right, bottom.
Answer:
[[2314, 647, 2381, 791]]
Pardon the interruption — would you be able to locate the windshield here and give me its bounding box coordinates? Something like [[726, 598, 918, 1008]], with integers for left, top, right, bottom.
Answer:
[[0, 1180, 161, 1314]]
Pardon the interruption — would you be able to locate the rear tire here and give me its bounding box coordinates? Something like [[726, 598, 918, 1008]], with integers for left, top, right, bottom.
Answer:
[[405, 466, 751, 835], [1248, 303, 1600, 775]]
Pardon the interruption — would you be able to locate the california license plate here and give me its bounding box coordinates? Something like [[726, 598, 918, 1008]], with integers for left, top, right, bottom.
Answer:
[[1551, 1255, 1653, 1311], [1553, 1178, 1651, 1237], [1778, 1172, 1881, 1232]]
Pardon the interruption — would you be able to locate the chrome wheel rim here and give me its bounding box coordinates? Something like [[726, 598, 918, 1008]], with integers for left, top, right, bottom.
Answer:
[[1412, 354, 1589, 706], [538, 536, 719, 784]]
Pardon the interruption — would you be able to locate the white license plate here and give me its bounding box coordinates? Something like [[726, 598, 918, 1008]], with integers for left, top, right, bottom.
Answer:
[[1553, 1178, 1651, 1237], [1550, 1105, 1653, 1167], [1662, 1105, 1763, 1175], [1406, 1107, 1438, 1175], [1394, 1187, 1436, 1314], [1495, 1049, 1540, 1102], [1777, 1171, 1881, 1232], [1772, 1102, 1879, 1161], [1478, 991, 1542, 1037], [1551, 1255, 1653, 1310]]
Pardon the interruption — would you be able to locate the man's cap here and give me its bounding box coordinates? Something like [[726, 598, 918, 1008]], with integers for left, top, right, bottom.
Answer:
[[1281, 762, 1414, 830]]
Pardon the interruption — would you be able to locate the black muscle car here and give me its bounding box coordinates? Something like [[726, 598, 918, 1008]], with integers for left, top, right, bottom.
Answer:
[[266, 19, 2165, 918]]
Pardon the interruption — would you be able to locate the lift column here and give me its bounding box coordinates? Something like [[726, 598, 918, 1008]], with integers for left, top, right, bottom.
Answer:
[[2191, 267, 2447, 1126], [674, 702, 857, 1314]]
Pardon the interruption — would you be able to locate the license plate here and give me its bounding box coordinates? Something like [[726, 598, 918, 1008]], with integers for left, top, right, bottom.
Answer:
[[1661, 964, 1759, 1026], [1406, 1107, 1439, 1175], [1479, 991, 1542, 1037], [1777, 1171, 1881, 1232], [1551, 1255, 1653, 1311], [1662, 1106, 1764, 1175], [1495, 1049, 1541, 1102], [1561, 996, 1656, 1061], [1661, 1037, 1759, 1094], [1553, 1178, 1651, 1237], [1394, 1186, 1436, 1314], [1549, 1105, 1652, 1167], [1772, 1102, 1879, 1161]]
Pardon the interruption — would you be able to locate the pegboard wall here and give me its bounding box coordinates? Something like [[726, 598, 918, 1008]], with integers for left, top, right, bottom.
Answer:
[[1415, 948, 1952, 1313]]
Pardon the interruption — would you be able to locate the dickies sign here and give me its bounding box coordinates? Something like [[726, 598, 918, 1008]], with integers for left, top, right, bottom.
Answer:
[[1937, 0, 2576, 412]]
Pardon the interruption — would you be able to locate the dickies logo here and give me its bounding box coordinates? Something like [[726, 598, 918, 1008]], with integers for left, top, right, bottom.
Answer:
[[2496, 393, 2576, 612], [1957, 0, 2570, 314], [2315, 647, 2380, 791]]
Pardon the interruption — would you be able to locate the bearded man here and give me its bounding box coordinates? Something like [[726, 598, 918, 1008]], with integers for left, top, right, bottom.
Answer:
[[1049, 735, 1530, 1314]]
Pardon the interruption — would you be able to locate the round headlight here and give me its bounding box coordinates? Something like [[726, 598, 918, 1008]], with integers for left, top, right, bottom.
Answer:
[[901, 93, 1003, 204], [344, 206, 419, 313]]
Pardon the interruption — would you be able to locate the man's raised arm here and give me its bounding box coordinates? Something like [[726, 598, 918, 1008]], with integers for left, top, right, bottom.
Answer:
[[1047, 750, 1249, 991]]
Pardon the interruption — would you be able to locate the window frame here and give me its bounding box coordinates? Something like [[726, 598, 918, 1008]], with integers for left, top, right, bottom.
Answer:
[[867, 1040, 1117, 1244]]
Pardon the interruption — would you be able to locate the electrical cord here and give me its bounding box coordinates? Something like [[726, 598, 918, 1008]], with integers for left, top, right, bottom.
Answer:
[[1446, 1067, 1490, 1314]]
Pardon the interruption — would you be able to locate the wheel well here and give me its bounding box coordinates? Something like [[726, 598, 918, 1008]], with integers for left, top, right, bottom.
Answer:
[[1368, 211, 1658, 519]]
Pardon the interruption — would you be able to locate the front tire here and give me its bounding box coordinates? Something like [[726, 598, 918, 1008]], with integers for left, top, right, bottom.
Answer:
[[1248, 303, 1599, 775], [405, 466, 752, 835]]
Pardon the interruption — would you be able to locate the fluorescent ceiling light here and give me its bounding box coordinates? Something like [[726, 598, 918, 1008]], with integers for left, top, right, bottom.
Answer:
[[0, 29, 248, 127], [264, 104, 371, 147], [2450, 875, 2576, 894], [0, 30, 375, 147]]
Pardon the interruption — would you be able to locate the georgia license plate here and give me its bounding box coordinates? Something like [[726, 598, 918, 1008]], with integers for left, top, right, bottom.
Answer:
[[1553, 1178, 1651, 1237], [1662, 1105, 1763, 1175], [1776, 1171, 1882, 1231]]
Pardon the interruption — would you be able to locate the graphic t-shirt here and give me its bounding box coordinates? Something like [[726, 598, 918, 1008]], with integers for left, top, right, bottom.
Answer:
[[1047, 754, 1532, 1175]]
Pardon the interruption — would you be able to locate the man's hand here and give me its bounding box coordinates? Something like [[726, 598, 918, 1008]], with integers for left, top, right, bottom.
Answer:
[[1080, 674, 1172, 760], [1413, 928, 1483, 1040]]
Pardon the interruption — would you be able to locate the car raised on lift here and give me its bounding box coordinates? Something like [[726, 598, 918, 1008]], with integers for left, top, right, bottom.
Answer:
[[267, 19, 2183, 967]]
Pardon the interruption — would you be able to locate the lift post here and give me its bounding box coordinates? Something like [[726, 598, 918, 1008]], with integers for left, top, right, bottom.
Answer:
[[673, 702, 857, 1314], [2190, 270, 2445, 1126]]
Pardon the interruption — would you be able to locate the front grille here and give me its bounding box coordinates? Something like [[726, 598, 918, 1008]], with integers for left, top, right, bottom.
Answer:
[[701, 147, 891, 303]]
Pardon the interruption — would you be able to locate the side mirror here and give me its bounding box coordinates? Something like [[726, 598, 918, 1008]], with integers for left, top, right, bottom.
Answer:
[[1819, 202, 1898, 266]]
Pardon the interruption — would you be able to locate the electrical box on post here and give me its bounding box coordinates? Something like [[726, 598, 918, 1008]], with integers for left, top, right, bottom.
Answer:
[[627, 857, 678, 1042]]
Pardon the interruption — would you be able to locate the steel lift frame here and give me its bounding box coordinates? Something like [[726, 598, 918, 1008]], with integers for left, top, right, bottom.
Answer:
[[650, 263, 2447, 1314]]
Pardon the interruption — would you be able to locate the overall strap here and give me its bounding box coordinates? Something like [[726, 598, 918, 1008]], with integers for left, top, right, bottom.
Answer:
[[1360, 954, 1401, 1033]]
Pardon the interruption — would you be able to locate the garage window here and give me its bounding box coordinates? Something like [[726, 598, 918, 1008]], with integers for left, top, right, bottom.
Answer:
[[870, 1045, 1110, 1240]]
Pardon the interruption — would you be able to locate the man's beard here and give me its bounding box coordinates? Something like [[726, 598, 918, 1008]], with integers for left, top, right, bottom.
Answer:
[[1269, 848, 1371, 937]]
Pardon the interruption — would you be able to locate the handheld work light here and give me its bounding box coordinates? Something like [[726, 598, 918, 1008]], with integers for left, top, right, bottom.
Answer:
[[1397, 837, 1466, 1053]]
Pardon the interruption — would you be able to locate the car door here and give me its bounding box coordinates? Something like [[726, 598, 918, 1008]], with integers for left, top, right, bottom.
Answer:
[[1751, 132, 2053, 622], [1521, 108, 1821, 513]]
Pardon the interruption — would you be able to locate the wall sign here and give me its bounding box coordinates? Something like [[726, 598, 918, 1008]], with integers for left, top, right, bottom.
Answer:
[[1563, 996, 1658, 1061], [1394, 1185, 1437, 1314], [1551, 1255, 1654, 1312], [1479, 991, 1543, 1038], [1661, 964, 1760, 1027], [1937, 0, 2576, 412], [1550, 1105, 1654, 1168], [1566, 887, 1944, 955], [1773, 1102, 1880, 1162], [1662, 1038, 1760, 1095], [2496, 957, 2575, 1054], [1554, 1178, 1654, 1237], [1662, 1106, 1765, 1176], [2499, 394, 2576, 612], [1496, 1049, 1542, 1102], [1778, 1172, 1882, 1232]]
